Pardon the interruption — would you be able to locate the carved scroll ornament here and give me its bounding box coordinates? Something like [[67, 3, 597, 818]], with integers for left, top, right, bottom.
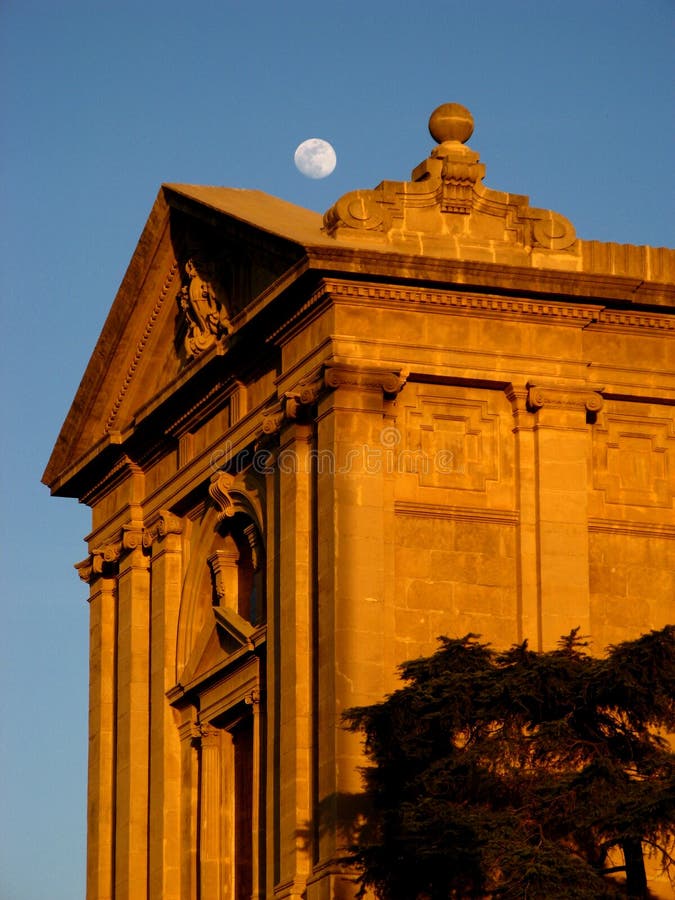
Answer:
[[323, 103, 577, 255]]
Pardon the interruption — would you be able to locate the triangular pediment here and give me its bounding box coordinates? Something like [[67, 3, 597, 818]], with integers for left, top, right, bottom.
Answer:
[[43, 185, 320, 495]]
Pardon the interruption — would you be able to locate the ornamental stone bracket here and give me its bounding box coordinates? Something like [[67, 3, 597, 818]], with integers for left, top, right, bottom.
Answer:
[[323, 103, 577, 259], [208, 469, 266, 532], [209, 471, 237, 522]]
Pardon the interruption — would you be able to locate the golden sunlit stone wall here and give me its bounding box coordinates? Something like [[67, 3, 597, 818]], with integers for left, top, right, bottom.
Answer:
[[44, 103, 674, 900]]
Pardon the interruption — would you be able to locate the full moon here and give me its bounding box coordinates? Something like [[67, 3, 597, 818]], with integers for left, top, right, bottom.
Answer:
[[294, 138, 337, 179]]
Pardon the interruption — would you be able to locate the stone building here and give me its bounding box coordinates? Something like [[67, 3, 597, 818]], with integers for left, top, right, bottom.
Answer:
[[43, 104, 674, 899]]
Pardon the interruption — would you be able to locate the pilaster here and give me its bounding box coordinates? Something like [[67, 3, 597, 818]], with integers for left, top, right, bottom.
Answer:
[[526, 382, 603, 649], [177, 718, 199, 900], [274, 421, 314, 898], [114, 523, 151, 900], [506, 385, 540, 646], [144, 511, 183, 900], [311, 363, 406, 894], [198, 725, 226, 900], [77, 560, 117, 900]]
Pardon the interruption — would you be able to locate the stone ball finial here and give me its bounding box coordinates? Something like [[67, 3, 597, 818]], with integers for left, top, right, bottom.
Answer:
[[429, 103, 474, 144]]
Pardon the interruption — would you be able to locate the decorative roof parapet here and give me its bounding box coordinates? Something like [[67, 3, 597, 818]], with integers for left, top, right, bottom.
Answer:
[[323, 103, 578, 264]]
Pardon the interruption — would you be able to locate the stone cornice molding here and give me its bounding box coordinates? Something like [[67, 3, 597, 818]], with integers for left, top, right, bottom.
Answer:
[[104, 262, 178, 434], [79, 455, 144, 509], [526, 382, 604, 415], [588, 518, 675, 539], [594, 308, 675, 332], [394, 501, 519, 527]]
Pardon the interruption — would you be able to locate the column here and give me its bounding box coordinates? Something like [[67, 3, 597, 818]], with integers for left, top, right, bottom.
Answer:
[[146, 511, 183, 900], [528, 383, 603, 649], [114, 524, 151, 899], [78, 554, 117, 900]]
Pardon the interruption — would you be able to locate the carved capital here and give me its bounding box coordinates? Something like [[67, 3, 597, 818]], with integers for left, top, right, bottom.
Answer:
[[260, 402, 286, 435], [91, 542, 122, 576], [142, 509, 182, 548], [189, 721, 220, 746], [245, 688, 261, 706], [260, 380, 323, 437], [121, 523, 145, 552], [323, 363, 408, 396], [527, 382, 604, 415], [75, 557, 94, 584]]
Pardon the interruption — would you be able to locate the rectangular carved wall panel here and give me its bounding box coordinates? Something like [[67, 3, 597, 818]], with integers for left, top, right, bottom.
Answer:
[[592, 404, 674, 511], [393, 384, 515, 511]]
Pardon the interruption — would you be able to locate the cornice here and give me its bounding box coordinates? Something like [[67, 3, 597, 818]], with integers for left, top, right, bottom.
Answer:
[[588, 518, 675, 540], [104, 262, 178, 434], [79, 455, 144, 509], [593, 308, 675, 333], [394, 501, 519, 526]]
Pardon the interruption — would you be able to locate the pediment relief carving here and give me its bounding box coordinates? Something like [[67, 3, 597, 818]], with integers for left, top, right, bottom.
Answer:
[[170, 210, 305, 362], [323, 103, 577, 257], [178, 255, 232, 357]]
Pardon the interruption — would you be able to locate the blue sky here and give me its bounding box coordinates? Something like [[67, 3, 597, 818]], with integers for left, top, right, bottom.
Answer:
[[1, 1, 673, 898]]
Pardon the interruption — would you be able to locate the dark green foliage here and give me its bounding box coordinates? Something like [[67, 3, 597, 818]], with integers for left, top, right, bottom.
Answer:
[[344, 626, 675, 899]]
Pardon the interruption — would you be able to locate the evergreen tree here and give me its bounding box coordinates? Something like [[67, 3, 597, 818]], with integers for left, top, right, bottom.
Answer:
[[344, 626, 675, 899]]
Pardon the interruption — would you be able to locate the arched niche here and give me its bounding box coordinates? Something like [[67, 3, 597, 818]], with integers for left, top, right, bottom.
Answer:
[[174, 470, 266, 687]]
